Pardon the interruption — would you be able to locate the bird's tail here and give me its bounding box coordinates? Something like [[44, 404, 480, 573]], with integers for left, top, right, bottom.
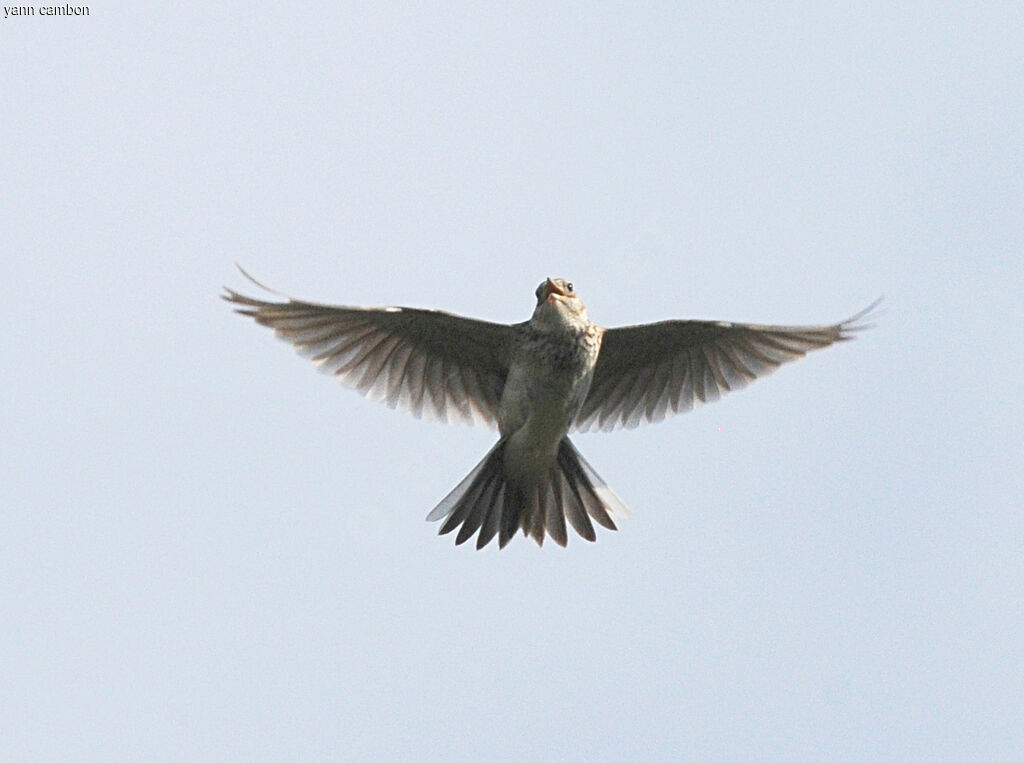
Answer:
[[426, 438, 632, 549]]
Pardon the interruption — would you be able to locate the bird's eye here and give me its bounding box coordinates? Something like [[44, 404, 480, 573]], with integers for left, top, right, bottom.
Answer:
[[567, 282, 574, 292]]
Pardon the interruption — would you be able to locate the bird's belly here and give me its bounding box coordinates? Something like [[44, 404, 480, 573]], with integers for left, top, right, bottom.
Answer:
[[499, 361, 586, 431], [498, 362, 592, 485]]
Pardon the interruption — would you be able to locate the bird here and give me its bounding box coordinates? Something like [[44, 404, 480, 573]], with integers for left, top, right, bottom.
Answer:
[[224, 268, 877, 550]]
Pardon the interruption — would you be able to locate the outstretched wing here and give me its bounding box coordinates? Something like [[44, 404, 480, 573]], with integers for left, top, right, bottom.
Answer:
[[575, 301, 879, 432], [224, 270, 516, 428]]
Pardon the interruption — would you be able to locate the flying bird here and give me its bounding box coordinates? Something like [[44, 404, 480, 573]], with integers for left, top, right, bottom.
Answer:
[[224, 269, 877, 549]]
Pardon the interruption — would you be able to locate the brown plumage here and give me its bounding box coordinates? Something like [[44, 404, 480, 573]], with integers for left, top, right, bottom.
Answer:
[[224, 267, 877, 549]]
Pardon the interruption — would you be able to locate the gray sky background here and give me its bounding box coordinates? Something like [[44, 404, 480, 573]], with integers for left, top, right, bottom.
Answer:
[[3, 3, 1022, 759]]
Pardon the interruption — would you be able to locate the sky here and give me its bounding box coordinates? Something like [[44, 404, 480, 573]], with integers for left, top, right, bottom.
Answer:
[[2, 2, 1022, 760]]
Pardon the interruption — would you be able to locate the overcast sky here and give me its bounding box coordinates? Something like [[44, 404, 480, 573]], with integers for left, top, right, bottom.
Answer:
[[3, 2, 1022, 760]]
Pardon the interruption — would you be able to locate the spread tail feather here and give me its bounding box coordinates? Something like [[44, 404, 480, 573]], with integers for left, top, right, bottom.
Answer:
[[426, 438, 631, 549]]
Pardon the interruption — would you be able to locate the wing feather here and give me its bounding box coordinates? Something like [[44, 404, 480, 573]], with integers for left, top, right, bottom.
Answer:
[[224, 269, 514, 427], [576, 300, 879, 432]]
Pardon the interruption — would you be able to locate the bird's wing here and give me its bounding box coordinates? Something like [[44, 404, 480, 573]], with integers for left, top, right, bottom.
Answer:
[[574, 301, 879, 432], [224, 271, 516, 428]]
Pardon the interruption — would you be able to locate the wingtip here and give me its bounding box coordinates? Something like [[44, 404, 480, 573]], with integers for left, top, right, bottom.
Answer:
[[232, 263, 284, 296], [840, 296, 885, 336]]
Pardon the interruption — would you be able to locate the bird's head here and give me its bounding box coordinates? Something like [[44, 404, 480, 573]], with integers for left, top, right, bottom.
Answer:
[[532, 277, 589, 329]]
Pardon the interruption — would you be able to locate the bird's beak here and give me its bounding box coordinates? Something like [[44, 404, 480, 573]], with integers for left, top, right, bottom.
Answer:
[[544, 278, 567, 299]]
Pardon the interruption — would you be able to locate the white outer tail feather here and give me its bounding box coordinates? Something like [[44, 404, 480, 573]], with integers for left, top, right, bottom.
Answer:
[[426, 438, 630, 549]]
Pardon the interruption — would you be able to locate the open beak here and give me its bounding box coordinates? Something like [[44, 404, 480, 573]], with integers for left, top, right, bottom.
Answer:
[[544, 278, 568, 299]]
